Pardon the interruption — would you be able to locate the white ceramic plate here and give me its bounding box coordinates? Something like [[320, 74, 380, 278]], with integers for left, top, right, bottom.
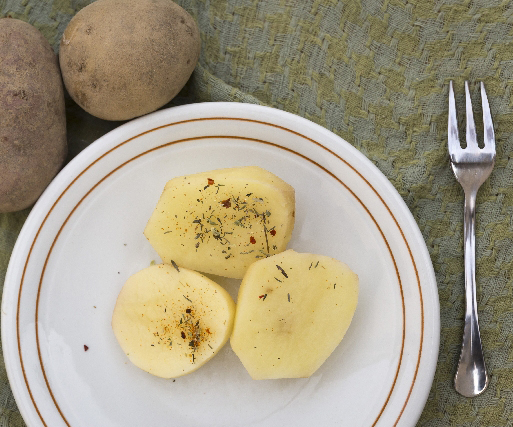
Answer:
[[2, 102, 439, 427]]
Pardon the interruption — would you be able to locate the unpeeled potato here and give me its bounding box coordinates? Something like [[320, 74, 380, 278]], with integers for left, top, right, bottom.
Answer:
[[0, 18, 67, 212], [59, 0, 201, 120]]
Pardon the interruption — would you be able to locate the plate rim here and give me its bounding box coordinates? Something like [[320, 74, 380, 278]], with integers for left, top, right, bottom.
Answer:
[[2, 102, 440, 427]]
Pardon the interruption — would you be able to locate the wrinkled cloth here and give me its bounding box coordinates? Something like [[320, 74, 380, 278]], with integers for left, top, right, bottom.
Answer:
[[2, 0, 513, 425]]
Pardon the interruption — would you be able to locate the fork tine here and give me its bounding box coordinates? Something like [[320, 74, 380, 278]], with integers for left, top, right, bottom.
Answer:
[[480, 82, 496, 154], [465, 81, 479, 150], [448, 81, 461, 153]]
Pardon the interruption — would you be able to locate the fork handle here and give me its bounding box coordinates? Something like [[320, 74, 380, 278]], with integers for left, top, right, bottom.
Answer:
[[454, 189, 489, 397]]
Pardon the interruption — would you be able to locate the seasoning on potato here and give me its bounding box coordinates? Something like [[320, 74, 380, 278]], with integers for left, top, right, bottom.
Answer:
[[144, 167, 296, 279], [59, 0, 201, 121], [230, 250, 359, 379], [112, 263, 235, 378], [0, 18, 67, 213]]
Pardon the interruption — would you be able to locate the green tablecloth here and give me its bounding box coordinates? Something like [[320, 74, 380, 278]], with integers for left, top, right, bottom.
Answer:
[[1, 0, 513, 425]]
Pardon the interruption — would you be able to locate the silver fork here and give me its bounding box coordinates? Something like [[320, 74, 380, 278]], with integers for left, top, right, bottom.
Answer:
[[448, 80, 495, 397]]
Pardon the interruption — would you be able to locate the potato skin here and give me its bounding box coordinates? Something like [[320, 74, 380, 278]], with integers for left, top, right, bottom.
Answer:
[[0, 18, 67, 213], [59, 0, 201, 121]]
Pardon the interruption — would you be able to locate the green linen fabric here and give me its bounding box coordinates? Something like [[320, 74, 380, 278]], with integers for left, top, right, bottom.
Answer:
[[1, 0, 513, 425]]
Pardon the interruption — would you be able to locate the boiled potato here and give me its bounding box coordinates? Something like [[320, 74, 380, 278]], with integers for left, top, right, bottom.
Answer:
[[0, 18, 67, 212], [59, 0, 200, 120], [112, 263, 235, 378], [144, 167, 295, 279], [230, 250, 358, 379]]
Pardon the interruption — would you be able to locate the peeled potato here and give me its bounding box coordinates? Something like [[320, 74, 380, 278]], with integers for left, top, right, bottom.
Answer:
[[230, 250, 358, 379], [144, 167, 295, 279], [112, 263, 235, 378]]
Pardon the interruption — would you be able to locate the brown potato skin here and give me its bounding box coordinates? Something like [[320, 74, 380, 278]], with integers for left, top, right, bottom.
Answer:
[[0, 18, 67, 213], [59, 0, 201, 121]]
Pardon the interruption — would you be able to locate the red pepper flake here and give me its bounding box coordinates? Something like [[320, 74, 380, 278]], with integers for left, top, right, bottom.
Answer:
[[181, 331, 186, 339], [250, 236, 256, 244], [84, 345, 89, 351], [259, 294, 267, 300], [207, 178, 214, 185], [221, 198, 231, 208], [270, 229, 277, 236]]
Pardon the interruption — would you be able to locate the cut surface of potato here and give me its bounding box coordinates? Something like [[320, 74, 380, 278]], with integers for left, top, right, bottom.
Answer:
[[112, 263, 235, 378], [144, 167, 295, 279], [230, 250, 358, 379]]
